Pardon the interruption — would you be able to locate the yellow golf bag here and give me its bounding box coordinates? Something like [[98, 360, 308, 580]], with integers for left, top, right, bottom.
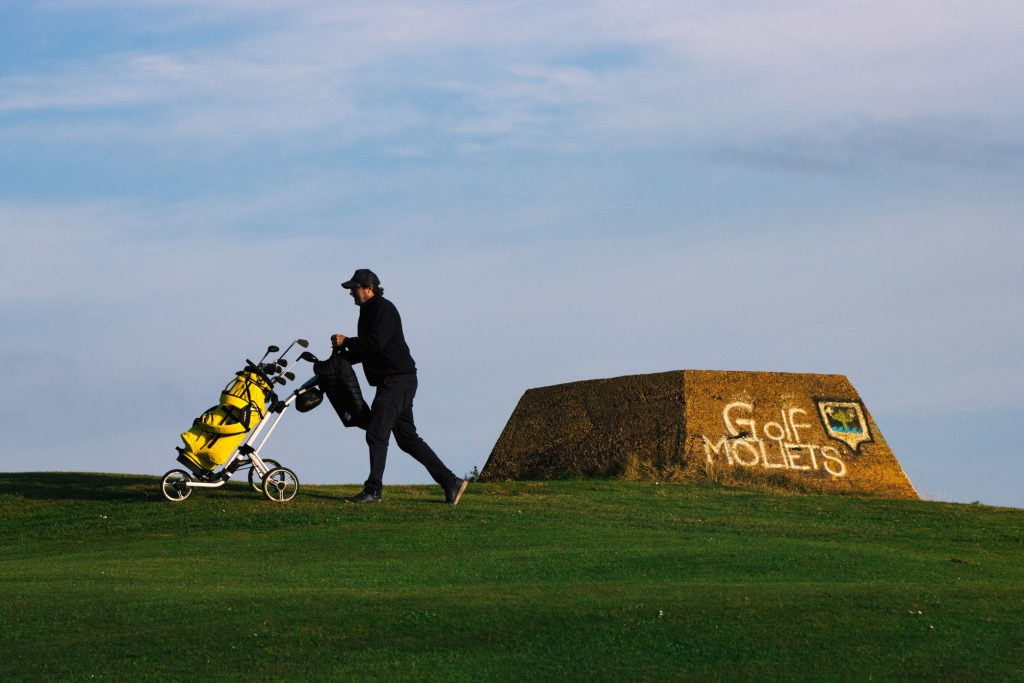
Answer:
[[177, 369, 275, 473]]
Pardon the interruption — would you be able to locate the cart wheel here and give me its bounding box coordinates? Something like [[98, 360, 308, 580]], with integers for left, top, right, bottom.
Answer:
[[262, 467, 299, 502], [161, 469, 193, 502], [247, 459, 281, 492]]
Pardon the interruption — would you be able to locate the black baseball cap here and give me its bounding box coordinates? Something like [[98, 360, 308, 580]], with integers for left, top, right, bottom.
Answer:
[[341, 268, 381, 289]]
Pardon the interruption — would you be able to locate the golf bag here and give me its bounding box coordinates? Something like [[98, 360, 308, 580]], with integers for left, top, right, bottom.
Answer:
[[178, 368, 275, 473], [313, 349, 370, 429]]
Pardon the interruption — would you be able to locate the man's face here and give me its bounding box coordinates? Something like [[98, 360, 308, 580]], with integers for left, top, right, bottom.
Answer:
[[349, 285, 374, 305]]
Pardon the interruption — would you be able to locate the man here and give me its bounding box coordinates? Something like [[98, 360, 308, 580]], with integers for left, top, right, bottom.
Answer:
[[332, 268, 467, 506]]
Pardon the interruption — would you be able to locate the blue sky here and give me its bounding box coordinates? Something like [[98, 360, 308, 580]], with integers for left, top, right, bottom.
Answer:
[[1, 0, 1022, 506]]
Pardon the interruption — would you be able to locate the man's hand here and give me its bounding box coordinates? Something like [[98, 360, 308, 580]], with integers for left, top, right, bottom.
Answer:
[[331, 333, 347, 348]]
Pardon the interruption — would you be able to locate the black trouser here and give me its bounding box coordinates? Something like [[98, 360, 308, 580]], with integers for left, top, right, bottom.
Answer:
[[364, 373, 455, 492]]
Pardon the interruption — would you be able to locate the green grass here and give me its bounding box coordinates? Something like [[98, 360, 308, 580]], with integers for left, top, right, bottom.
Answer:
[[1, 472, 1021, 682]]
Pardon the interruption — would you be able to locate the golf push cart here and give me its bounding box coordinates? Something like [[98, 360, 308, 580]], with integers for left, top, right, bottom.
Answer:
[[161, 339, 324, 503]]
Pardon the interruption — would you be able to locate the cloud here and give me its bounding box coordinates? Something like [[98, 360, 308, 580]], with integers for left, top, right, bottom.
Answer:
[[711, 118, 1024, 173], [6, 0, 1023, 157]]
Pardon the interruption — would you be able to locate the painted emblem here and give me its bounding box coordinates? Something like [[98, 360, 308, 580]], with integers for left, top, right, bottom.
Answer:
[[816, 400, 871, 453]]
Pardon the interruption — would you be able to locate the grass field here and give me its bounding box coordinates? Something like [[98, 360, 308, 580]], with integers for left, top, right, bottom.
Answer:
[[1, 472, 1021, 682]]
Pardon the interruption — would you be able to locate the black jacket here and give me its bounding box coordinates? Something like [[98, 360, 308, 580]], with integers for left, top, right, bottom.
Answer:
[[341, 295, 416, 386]]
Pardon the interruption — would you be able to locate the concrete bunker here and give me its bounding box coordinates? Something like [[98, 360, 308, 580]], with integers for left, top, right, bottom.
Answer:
[[479, 370, 917, 499]]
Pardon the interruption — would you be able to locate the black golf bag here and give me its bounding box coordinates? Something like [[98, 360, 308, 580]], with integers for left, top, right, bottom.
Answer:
[[312, 349, 370, 429]]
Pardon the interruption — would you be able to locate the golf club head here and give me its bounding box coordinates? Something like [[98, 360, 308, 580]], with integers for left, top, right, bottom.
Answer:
[[276, 359, 288, 367], [257, 345, 281, 363], [299, 351, 318, 363], [285, 371, 296, 381], [275, 376, 286, 385], [276, 338, 309, 364]]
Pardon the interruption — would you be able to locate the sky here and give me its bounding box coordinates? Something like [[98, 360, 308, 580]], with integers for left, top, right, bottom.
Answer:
[[1, 0, 1022, 507]]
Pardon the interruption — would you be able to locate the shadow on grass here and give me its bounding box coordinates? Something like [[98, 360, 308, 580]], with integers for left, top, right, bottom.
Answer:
[[298, 489, 449, 505], [0, 472, 175, 502], [298, 489, 350, 503], [0, 472, 462, 506]]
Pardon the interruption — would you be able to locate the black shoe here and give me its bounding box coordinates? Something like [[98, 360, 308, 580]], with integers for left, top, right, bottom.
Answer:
[[444, 478, 468, 506], [345, 488, 382, 504]]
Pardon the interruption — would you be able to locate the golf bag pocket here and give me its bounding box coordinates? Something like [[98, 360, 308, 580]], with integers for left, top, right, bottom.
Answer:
[[178, 370, 272, 472], [296, 386, 324, 413]]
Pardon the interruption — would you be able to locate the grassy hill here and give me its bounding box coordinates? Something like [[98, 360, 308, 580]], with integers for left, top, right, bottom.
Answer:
[[1, 472, 1021, 682]]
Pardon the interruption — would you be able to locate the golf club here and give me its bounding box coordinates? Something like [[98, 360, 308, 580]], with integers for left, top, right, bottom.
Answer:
[[274, 339, 309, 366], [256, 345, 280, 365]]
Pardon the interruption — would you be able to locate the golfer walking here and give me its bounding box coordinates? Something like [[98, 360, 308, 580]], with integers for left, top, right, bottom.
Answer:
[[332, 269, 467, 505]]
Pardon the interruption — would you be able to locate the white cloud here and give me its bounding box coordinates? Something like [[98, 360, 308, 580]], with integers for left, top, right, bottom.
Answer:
[[6, 0, 1023, 153]]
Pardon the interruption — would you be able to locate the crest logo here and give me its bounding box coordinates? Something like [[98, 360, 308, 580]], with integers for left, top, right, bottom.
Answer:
[[816, 400, 871, 453]]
